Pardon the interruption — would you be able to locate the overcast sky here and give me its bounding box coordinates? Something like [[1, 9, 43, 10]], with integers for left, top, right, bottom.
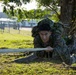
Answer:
[[23, 0, 37, 10]]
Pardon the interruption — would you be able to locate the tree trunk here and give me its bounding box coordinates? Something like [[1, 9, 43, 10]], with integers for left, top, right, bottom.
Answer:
[[60, 0, 76, 45]]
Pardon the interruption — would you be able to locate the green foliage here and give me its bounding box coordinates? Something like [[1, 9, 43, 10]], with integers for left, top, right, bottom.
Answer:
[[17, 9, 23, 21], [36, 0, 60, 20], [3, 6, 7, 13], [10, 6, 14, 16], [23, 9, 53, 19], [36, 0, 52, 6], [2, 0, 59, 21], [1, 0, 30, 5], [4, 8, 58, 22], [36, 0, 59, 7], [51, 14, 59, 22], [3, 0, 9, 4]]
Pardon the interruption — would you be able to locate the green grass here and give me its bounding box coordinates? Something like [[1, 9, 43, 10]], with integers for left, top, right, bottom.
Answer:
[[0, 55, 76, 75], [0, 28, 76, 75], [0, 28, 33, 49]]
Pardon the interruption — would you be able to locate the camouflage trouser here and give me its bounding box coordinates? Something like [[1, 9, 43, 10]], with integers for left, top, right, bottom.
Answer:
[[35, 45, 76, 65], [52, 45, 76, 65], [69, 45, 76, 64]]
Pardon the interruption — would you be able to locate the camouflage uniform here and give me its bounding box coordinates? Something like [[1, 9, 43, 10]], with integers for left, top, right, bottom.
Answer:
[[34, 35, 53, 58], [32, 19, 76, 65]]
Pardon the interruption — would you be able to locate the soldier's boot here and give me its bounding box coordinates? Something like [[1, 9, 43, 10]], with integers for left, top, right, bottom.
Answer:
[[14, 53, 38, 63], [70, 54, 76, 64], [69, 54, 76, 70]]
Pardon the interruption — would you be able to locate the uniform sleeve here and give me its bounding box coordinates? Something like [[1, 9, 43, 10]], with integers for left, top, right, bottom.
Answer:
[[53, 22, 68, 54], [34, 37, 42, 48], [53, 33, 67, 50], [33, 36, 46, 57], [53, 33, 71, 64]]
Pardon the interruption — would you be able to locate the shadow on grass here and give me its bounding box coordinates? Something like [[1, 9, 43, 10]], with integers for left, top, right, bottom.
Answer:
[[12, 54, 62, 64]]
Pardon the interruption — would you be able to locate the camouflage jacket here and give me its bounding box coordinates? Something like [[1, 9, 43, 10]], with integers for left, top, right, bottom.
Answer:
[[33, 22, 72, 64], [34, 33, 71, 64]]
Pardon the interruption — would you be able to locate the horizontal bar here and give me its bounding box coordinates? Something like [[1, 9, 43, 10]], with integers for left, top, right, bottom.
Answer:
[[0, 48, 47, 53]]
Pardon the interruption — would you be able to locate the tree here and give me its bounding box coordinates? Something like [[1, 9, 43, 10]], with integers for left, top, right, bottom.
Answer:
[[60, 0, 76, 34], [36, 0, 76, 45], [20, 9, 51, 19], [17, 9, 23, 21], [2, 0, 31, 20], [0, 0, 30, 5], [2, 0, 76, 38], [36, 0, 60, 19], [3, 6, 7, 13], [10, 6, 14, 16]]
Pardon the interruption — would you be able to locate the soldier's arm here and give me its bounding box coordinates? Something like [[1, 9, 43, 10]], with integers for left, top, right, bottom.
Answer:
[[53, 33, 71, 64], [45, 46, 54, 52], [34, 36, 42, 48], [53, 36, 68, 53], [34, 36, 46, 57]]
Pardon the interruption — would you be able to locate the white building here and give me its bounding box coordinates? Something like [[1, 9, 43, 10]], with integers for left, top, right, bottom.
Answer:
[[0, 12, 8, 18], [21, 19, 37, 27], [29, 19, 37, 27]]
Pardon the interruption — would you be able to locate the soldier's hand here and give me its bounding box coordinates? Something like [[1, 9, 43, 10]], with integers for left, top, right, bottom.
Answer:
[[45, 46, 53, 52]]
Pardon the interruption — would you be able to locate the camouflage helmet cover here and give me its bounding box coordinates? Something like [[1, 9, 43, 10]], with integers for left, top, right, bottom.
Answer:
[[37, 18, 54, 32]]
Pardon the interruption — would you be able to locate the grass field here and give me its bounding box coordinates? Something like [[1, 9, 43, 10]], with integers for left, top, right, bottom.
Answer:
[[0, 28, 76, 75], [0, 27, 33, 49]]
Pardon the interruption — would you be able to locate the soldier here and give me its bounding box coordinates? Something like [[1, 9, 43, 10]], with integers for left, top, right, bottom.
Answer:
[[15, 18, 76, 65], [32, 18, 76, 65], [32, 18, 68, 63]]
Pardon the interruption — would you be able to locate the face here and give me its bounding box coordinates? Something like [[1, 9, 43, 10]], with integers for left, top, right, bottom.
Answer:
[[39, 31, 52, 43]]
